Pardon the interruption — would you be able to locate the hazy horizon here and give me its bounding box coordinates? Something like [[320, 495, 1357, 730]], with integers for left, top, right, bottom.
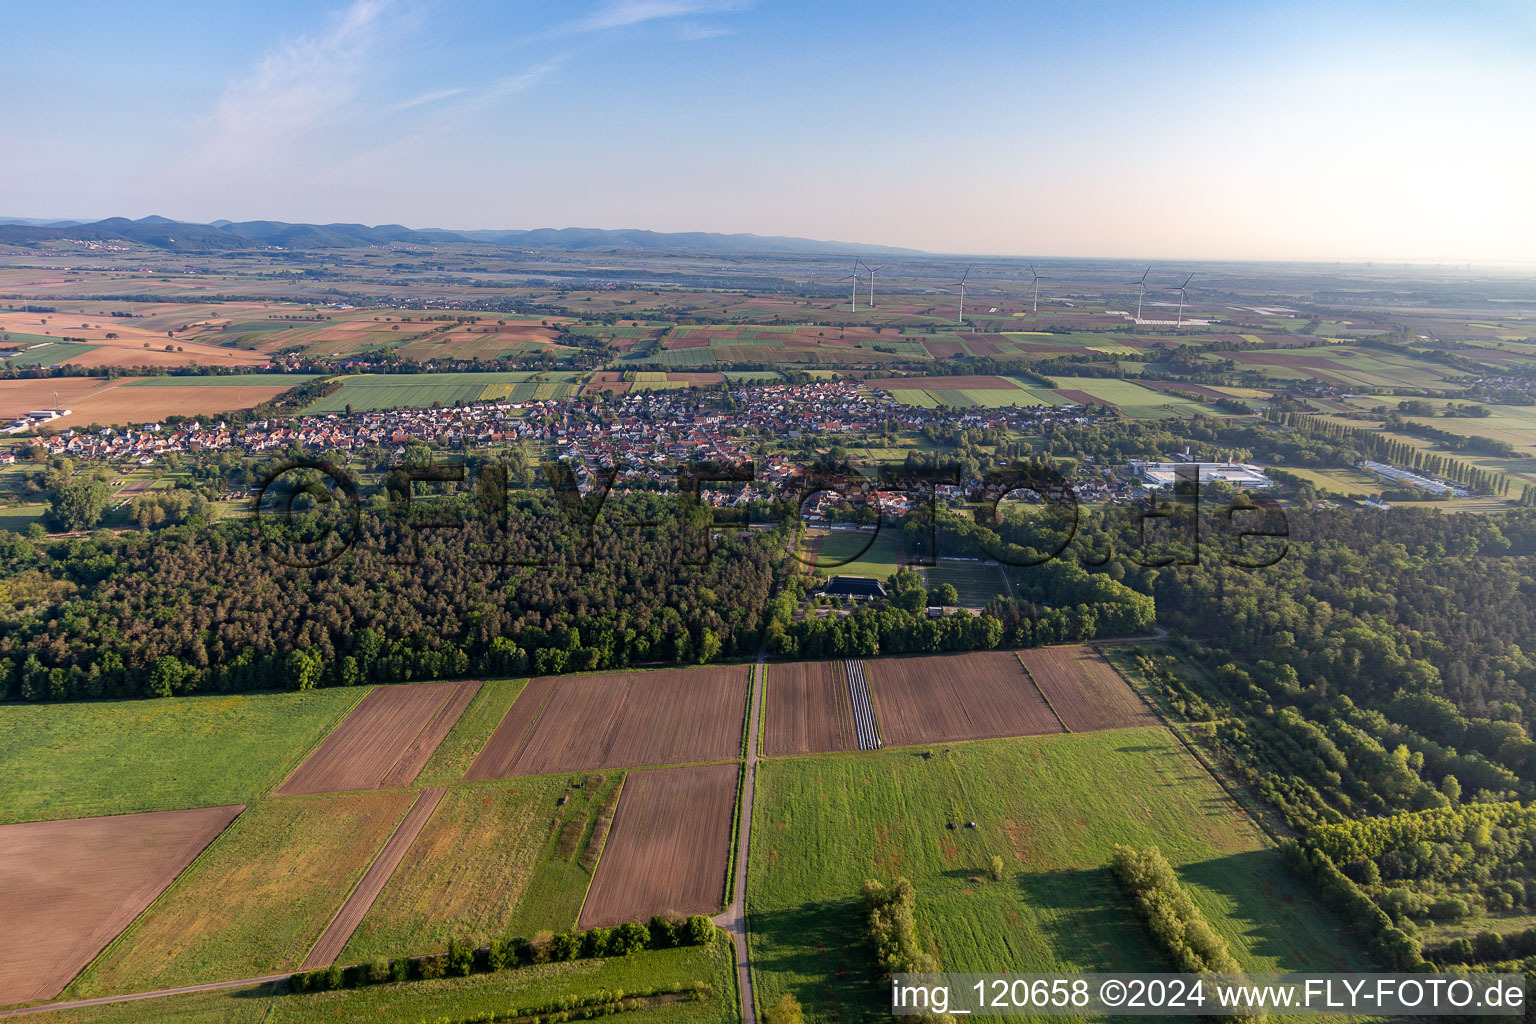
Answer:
[[6, 0, 1534, 262]]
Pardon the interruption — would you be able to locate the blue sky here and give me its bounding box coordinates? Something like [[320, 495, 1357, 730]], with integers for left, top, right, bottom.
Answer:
[[3, 0, 1533, 259]]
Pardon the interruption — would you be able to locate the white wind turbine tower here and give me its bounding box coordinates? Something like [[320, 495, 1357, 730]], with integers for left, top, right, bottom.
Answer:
[[1028, 263, 1041, 313], [952, 265, 972, 323], [1175, 272, 1194, 327], [864, 264, 886, 308], [841, 258, 859, 312], [1133, 266, 1150, 321]]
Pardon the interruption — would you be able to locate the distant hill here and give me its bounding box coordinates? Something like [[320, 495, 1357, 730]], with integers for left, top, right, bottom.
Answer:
[[0, 215, 922, 256], [446, 226, 922, 256]]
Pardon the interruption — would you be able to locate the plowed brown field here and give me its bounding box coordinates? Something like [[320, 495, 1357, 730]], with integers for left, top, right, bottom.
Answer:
[[1019, 646, 1155, 732], [577, 764, 737, 928], [278, 682, 479, 796], [762, 661, 855, 755], [0, 804, 242, 1005], [466, 668, 748, 778], [864, 652, 1062, 746]]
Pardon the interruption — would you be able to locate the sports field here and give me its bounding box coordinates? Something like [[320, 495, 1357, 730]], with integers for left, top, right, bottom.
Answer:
[[923, 558, 1006, 606], [747, 729, 1364, 1022], [0, 688, 368, 824], [800, 529, 904, 580]]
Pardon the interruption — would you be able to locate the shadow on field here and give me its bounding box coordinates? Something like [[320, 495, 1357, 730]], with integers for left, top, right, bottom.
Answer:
[[1179, 849, 1361, 971], [749, 899, 886, 1024], [1015, 866, 1163, 969]]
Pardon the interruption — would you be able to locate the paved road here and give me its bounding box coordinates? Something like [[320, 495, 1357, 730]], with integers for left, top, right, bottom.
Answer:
[[0, 975, 289, 1019], [713, 640, 766, 1024]]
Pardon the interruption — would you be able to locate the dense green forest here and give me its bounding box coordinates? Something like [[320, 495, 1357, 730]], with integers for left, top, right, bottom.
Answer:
[[0, 492, 779, 700]]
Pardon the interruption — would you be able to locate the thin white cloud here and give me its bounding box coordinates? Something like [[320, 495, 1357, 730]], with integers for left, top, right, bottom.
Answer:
[[677, 22, 735, 41], [392, 87, 466, 111], [550, 0, 750, 36], [195, 0, 390, 167]]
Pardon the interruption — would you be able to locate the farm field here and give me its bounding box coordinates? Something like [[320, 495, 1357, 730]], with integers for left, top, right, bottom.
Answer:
[[300, 788, 447, 970], [0, 376, 302, 426], [747, 729, 1365, 1023], [0, 688, 367, 824], [1223, 345, 1459, 389], [19, 939, 738, 1024], [578, 763, 738, 928], [69, 790, 416, 996], [0, 311, 270, 368], [467, 667, 748, 778], [0, 804, 242, 1006], [1018, 645, 1156, 732], [864, 651, 1063, 746], [922, 557, 1006, 606], [800, 529, 904, 580], [1046, 377, 1226, 418], [413, 678, 527, 786], [1, 341, 100, 366], [762, 661, 855, 755], [1273, 464, 1382, 495], [276, 681, 479, 796], [339, 773, 623, 963], [301, 371, 582, 413]]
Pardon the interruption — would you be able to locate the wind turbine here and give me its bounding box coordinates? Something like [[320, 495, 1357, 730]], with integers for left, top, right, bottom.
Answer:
[[953, 265, 972, 323], [1133, 266, 1150, 321], [864, 264, 886, 308], [840, 258, 859, 312], [1175, 272, 1194, 327], [1028, 263, 1041, 313]]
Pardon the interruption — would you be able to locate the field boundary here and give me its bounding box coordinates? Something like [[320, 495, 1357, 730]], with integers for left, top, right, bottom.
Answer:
[[1015, 651, 1070, 733], [60, 807, 249, 1001], [299, 787, 446, 970], [1097, 644, 1289, 846], [572, 774, 626, 928], [740, 665, 756, 759], [260, 686, 372, 800]]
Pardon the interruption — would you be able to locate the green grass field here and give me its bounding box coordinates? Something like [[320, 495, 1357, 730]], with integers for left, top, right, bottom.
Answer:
[[1047, 377, 1224, 419], [339, 773, 623, 963], [0, 688, 369, 824], [33, 938, 737, 1024], [747, 728, 1363, 1023], [1, 341, 101, 366], [415, 678, 527, 786], [803, 530, 904, 581], [70, 791, 416, 996]]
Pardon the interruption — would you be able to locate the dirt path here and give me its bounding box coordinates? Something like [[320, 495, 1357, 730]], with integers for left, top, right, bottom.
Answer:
[[0, 975, 289, 1019], [300, 786, 446, 970], [712, 639, 765, 1024]]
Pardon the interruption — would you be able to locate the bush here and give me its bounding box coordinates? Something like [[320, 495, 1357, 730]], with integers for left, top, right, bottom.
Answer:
[[1111, 845, 1240, 975], [447, 937, 474, 976], [648, 915, 678, 949], [390, 958, 410, 983], [764, 992, 804, 1024], [366, 958, 391, 985], [989, 855, 1004, 882], [323, 964, 344, 991], [582, 927, 611, 958], [417, 953, 447, 980], [686, 915, 715, 945]]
